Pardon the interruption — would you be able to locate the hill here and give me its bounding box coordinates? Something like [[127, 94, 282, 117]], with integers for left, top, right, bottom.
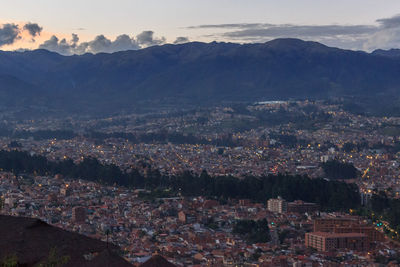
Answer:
[[140, 255, 176, 267], [1, 39, 400, 115], [372, 48, 400, 58], [0, 215, 132, 267]]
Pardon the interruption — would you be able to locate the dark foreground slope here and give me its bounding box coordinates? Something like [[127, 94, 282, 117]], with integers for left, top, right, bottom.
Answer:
[[140, 255, 177, 267], [1, 39, 400, 114], [0, 215, 132, 267]]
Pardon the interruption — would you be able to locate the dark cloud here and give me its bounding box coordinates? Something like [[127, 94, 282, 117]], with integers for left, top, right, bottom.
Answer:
[[0, 23, 20, 47], [23, 23, 43, 37], [377, 14, 400, 29], [204, 24, 378, 51], [71, 33, 79, 44], [174, 37, 190, 44], [191, 15, 400, 33], [136, 31, 166, 46], [189, 23, 377, 37], [192, 23, 376, 39], [188, 14, 400, 51], [198, 24, 376, 39], [187, 23, 272, 29], [0, 21, 43, 47]]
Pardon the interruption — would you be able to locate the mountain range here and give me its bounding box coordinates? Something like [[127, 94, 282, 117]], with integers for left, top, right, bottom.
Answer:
[[1, 38, 400, 115]]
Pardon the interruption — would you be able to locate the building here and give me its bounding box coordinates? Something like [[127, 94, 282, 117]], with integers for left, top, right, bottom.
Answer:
[[60, 187, 71, 197], [72, 206, 86, 223], [332, 225, 385, 243], [4, 198, 14, 207], [238, 199, 251, 206], [320, 155, 333, 163], [178, 211, 186, 223], [287, 200, 319, 214], [267, 197, 287, 213], [305, 232, 369, 252], [313, 218, 356, 232], [313, 218, 384, 243]]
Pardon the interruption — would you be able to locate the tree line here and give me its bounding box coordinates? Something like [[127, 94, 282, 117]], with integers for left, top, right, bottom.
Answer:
[[358, 191, 400, 238], [321, 159, 359, 180], [0, 150, 360, 211]]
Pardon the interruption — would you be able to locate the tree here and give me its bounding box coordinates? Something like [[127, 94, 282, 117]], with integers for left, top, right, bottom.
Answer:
[[233, 219, 270, 243], [38, 247, 70, 267], [321, 160, 358, 180], [1, 254, 18, 267]]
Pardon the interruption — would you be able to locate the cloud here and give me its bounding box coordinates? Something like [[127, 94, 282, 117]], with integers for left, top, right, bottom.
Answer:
[[25, 13, 400, 53], [174, 37, 190, 44], [188, 23, 273, 29], [0, 22, 44, 46], [83, 34, 139, 53], [38, 35, 74, 54], [363, 27, 400, 51], [136, 31, 166, 46], [362, 14, 400, 51], [222, 25, 376, 39], [38, 31, 163, 55], [376, 14, 400, 29], [71, 33, 79, 44], [0, 23, 20, 47], [193, 23, 377, 49], [188, 15, 400, 51], [109, 34, 140, 51], [23, 23, 43, 37], [84, 35, 112, 53]]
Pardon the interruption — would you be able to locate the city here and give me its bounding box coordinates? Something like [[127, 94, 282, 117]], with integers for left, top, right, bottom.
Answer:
[[1, 100, 400, 265], [2, 1, 400, 266]]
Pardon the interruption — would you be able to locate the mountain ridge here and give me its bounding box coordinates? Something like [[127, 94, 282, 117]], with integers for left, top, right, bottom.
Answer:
[[1, 38, 400, 114]]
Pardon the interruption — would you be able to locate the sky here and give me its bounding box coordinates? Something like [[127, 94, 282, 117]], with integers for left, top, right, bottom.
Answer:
[[1, 0, 400, 55]]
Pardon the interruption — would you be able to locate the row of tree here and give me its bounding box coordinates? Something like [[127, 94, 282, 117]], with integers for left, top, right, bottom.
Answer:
[[321, 160, 359, 180], [0, 150, 360, 211], [361, 191, 400, 235]]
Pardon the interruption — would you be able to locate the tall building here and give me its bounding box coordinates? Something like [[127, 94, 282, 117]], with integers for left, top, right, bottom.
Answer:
[[305, 232, 369, 252], [267, 196, 287, 213]]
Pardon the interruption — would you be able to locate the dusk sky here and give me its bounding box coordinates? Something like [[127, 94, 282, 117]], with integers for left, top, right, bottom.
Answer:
[[1, 0, 400, 54]]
